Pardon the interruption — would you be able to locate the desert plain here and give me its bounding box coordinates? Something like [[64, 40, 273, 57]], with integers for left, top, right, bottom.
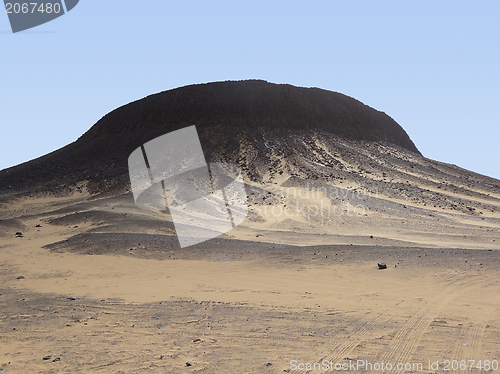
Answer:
[[1, 167, 500, 374]]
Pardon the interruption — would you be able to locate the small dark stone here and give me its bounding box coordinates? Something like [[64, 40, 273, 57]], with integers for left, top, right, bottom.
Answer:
[[35, 224, 42, 228], [15, 232, 23, 237], [186, 361, 193, 367], [16, 276, 25, 280], [370, 235, 374, 239], [52, 357, 60, 362], [266, 362, 273, 366], [67, 297, 78, 301], [43, 355, 52, 360], [377, 262, 387, 269]]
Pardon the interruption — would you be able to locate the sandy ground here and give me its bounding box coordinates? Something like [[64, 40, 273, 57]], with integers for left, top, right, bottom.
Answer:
[[1, 183, 500, 373]]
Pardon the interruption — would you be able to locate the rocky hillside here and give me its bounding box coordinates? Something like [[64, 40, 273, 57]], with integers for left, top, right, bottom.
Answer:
[[0, 80, 420, 195]]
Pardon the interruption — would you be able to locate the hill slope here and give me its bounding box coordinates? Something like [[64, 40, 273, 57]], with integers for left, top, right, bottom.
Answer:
[[0, 80, 419, 195]]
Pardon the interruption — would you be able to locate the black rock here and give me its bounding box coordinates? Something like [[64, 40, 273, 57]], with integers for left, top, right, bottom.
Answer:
[[36, 224, 42, 228], [16, 276, 25, 280], [377, 262, 387, 269], [43, 355, 53, 360], [266, 362, 273, 366], [67, 297, 78, 301], [15, 232, 23, 237], [186, 361, 193, 367], [53, 357, 60, 362]]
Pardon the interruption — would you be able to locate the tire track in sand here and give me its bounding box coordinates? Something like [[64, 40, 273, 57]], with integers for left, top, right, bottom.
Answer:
[[452, 322, 486, 373], [376, 276, 491, 373], [290, 312, 391, 374], [378, 311, 433, 373]]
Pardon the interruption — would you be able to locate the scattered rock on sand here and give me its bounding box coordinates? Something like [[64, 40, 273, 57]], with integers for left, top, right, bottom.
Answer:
[[377, 262, 387, 269], [16, 276, 25, 280], [15, 232, 23, 237], [186, 361, 193, 367], [42, 355, 52, 361]]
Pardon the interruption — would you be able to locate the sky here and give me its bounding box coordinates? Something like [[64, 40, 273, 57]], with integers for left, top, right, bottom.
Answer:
[[1, 1, 499, 179]]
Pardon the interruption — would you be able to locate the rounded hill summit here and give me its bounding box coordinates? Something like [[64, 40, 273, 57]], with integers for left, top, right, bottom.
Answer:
[[1, 80, 420, 194]]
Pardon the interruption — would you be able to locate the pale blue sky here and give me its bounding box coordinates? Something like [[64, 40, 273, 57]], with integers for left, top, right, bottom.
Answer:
[[1, 1, 499, 179]]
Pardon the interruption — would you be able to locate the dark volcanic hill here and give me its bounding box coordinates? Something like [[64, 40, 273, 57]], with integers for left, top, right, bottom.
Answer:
[[0, 80, 421, 195], [2, 80, 500, 249], [82, 79, 419, 152]]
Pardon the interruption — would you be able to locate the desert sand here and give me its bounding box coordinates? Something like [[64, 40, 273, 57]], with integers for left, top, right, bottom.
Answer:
[[1, 175, 500, 373]]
